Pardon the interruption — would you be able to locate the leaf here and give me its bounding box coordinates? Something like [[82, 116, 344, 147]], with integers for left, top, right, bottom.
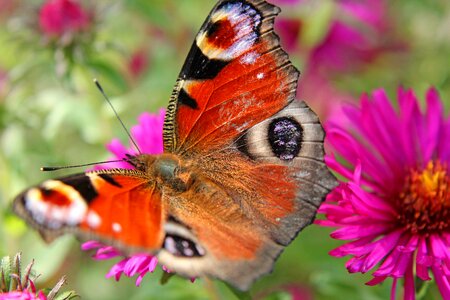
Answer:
[[53, 291, 79, 300], [1, 255, 11, 292], [85, 60, 128, 94]]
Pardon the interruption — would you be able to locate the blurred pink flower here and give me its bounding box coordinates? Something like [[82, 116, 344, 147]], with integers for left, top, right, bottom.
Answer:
[[39, 0, 91, 38], [299, 74, 355, 121], [275, 0, 403, 119], [284, 285, 312, 300], [86, 109, 167, 285], [309, 0, 390, 73], [319, 87, 450, 299], [0, 69, 8, 99], [128, 49, 150, 79], [310, 21, 377, 73], [0, 0, 18, 19], [275, 18, 303, 52]]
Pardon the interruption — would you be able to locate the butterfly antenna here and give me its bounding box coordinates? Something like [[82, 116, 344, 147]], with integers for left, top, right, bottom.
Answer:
[[41, 159, 128, 171], [93, 79, 142, 154]]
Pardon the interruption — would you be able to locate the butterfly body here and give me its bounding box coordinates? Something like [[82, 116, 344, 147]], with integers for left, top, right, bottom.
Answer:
[[13, 0, 337, 290]]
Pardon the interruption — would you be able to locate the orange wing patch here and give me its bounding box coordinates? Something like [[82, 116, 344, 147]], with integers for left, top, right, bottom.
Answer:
[[176, 50, 297, 154], [80, 173, 164, 250], [14, 171, 165, 251]]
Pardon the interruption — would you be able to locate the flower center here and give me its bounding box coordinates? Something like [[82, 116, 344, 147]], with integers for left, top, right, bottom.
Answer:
[[397, 161, 450, 235]]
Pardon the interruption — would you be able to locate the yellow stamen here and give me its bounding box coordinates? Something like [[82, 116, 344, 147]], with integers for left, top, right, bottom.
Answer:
[[396, 161, 450, 235]]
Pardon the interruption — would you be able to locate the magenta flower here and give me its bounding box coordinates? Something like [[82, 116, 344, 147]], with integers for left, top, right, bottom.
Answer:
[[274, 0, 404, 119], [96, 109, 165, 170], [306, 0, 399, 120], [0, 291, 47, 300], [0, 69, 8, 99], [319, 87, 450, 299], [309, 0, 390, 73], [127, 48, 150, 80], [81, 242, 160, 286], [39, 0, 91, 38], [0, 253, 76, 300], [0, 0, 17, 19], [85, 109, 167, 285], [276, 0, 392, 73], [274, 18, 303, 52]]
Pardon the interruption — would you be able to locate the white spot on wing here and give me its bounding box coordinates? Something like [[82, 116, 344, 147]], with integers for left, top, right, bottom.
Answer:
[[196, 2, 261, 61], [241, 52, 258, 65], [87, 211, 101, 229], [257, 72, 264, 79], [25, 189, 47, 224], [112, 222, 122, 233], [183, 248, 194, 257], [164, 236, 177, 255]]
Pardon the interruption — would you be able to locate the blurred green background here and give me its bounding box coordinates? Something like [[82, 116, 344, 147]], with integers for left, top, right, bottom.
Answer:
[[0, 0, 449, 299]]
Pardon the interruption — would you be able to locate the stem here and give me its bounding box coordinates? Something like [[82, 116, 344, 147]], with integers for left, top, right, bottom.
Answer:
[[416, 280, 431, 300]]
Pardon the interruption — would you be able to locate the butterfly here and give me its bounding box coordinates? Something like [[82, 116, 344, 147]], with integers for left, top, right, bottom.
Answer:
[[14, 0, 337, 291]]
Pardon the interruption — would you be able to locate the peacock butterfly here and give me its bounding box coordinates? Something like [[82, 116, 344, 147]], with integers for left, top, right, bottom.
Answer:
[[13, 0, 337, 290]]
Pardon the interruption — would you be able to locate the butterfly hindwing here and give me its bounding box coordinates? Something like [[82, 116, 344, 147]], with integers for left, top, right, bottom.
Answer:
[[14, 170, 165, 253], [158, 101, 336, 290]]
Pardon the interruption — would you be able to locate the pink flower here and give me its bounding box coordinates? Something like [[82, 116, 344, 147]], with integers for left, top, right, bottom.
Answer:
[[0, 291, 47, 300], [39, 0, 91, 38], [283, 285, 312, 300], [309, 0, 392, 73], [0, 69, 8, 99], [274, 0, 404, 119], [85, 109, 167, 285], [128, 49, 150, 79], [319, 87, 450, 299], [96, 109, 165, 169], [0, 253, 75, 300], [81, 242, 160, 286], [0, 0, 17, 19], [274, 18, 303, 52], [306, 0, 397, 119], [276, 0, 392, 73]]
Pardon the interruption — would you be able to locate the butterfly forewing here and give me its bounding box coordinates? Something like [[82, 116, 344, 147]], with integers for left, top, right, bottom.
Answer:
[[163, 0, 299, 155], [14, 170, 165, 253]]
